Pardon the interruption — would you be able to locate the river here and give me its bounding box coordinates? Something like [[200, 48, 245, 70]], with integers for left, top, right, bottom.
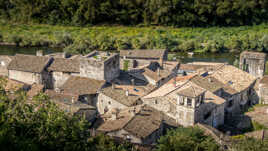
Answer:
[[0, 45, 239, 65]]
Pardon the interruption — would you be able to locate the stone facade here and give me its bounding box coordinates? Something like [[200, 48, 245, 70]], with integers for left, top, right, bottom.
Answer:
[[80, 52, 120, 82], [240, 51, 266, 78], [9, 70, 42, 85], [51, 72, 79, 89], [0, 56, 12, 76]]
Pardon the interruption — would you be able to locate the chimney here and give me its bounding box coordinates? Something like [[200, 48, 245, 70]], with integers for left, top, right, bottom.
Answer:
[[158, 68, 161, 77], [71, 96, 75, 103], [208, 77, 212, 83], [131, 79, 135, 86], [62, 52, 67, 58], [111, 112, 118, 120], [126, 90, 129, 96], [36, 50, 43, 56]]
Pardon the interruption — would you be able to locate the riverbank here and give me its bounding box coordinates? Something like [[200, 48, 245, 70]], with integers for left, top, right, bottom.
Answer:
[[0, 23, 268, 54]]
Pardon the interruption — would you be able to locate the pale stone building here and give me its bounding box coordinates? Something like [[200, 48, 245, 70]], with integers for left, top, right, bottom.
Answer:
[[259, 76, 268, 104], [7, 54, 53, 88], [60, 76, 106, 106], [97, 105, 164, 145], [80, 51, 120, 82], [48, 58, 80, 89], [120, 49, 168, 70], [240, 51, 266, 78], [143, 76, 226, 128], [46, 89, 97, 122], [0, 55, 13, 76], [210, 65, 257, 116], [97, 84, 143, 114]]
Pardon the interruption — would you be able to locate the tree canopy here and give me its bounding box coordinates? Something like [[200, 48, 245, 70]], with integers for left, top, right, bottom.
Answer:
[[0, 0, 267, 27]]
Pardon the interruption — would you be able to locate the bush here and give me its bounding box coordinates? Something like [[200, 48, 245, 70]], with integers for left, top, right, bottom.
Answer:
[[155, 127, 220, 151]]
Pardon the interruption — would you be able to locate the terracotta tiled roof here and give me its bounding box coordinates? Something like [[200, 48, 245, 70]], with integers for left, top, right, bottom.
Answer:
[[210, 65, 256, 92], [27, 83, 44, 98], [61, 76, 105, 95], [100, 85, 140, 107], [97, 105, 162, 139], [120, 49, 166, 59], [177, 85, 206, 98], [48, 58, 80, 73], [240, 51, 266, 59], [7, 54, 51, 73]]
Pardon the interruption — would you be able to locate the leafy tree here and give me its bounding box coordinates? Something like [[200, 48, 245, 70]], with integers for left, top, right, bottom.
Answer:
[[155, 127, 220, 151]]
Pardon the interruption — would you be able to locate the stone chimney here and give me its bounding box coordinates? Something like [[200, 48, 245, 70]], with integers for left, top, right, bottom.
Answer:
[[36, 50, 43, 56], [208, 77, 212, 83], [71, 96, 75, 103], [111, 112, 118, 120], [62, 52, 67, 58], [126, 90, 129, 96], [158, 68, 161, 77], [131, 79, 135, 86]]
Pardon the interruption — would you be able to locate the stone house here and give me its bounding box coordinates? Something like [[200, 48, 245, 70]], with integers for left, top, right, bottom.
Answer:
[[48, 58, 80, 89], [60, 76, 106, 106], [259, 76, 268, 104], [240, 51, 266, 79], [45, 89, 97, 122], [120, 49, 168, 70], [80, 51, 120, 82], [97, 84, 143, 114], [0, 55, 13, 76], [143, 76, 225, 128], [97, 105, 164, 145], [210, 65, 257, 116], [7, 54, 53, 88]]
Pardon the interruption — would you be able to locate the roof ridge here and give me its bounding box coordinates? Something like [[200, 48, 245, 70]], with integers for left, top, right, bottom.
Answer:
[[192, 86, 197, 97]]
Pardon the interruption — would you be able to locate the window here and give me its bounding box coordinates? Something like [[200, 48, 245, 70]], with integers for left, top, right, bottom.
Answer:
[[228, 100, 233, 108], [155, 100, 158, 104], [179, 97, 184, 105], [187, 98, 192, 107], [204, 112, 211, 120], [108, 101, 111, 105]]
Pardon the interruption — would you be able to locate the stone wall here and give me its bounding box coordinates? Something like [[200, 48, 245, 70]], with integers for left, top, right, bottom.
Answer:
[[240, 57, 266, 78], [80, 54, 120, 82], [0, 56, 12, 76], [97, 93, 128, 114], [9, 70, 42, 85], [51, 72, 79, 89], [259, 85, 268, 104]]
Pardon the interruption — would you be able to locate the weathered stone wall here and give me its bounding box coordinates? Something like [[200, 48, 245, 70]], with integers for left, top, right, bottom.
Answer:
[[259, 85, 268, 104], [143, 97, 177, 120], [75, 109, 97, 122], [97, 93, 128, 114], [9, 70, 42, 84], [80, 58, 105, 80], [106, 129, 142, 144], [104, 54, 120, 82], [240, 57, 266, 78], [0, 56, 12, 76], [80, 54, 120, 82], [51, 72, 79, 89]]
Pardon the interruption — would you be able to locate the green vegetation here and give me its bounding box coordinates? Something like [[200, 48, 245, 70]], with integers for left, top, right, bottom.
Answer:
[[155, 127, 220, 151], [0, 23, 268, 54], [0, 78, 135, 151], [123, 60, 129, 71], [231, 137, 268, 151], [0, 0, 267, 27]]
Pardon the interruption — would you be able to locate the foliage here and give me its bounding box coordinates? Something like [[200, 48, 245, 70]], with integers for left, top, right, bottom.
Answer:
[[155, 127, 220, 151], [0, 0, 268, 27], [0, 78, 135, 151], [1, 23, 268, 54], [231, 138, 268, 151]]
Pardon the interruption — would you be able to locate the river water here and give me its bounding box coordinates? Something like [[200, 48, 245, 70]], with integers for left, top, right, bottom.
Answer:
[[0, 45, 239, 65]]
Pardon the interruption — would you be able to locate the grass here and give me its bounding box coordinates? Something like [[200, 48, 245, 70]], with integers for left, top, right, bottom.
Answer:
[[0, 22, 268, 54]]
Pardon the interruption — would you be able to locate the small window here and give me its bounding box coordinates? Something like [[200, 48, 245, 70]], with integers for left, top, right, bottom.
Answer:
[[228, 100, 233, 108], [179, 98, 184, 105], [108, 101, 111, 105], [155, 100, 158, 104], [187, 98, 192, 107], [204, 112, 211, 120]]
